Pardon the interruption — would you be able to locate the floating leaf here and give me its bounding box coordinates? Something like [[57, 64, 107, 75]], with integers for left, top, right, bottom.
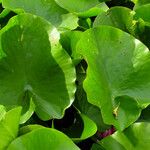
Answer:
[[135, 4, 150, 23], [78, 26, 150, 130], [60, 113, 97, 141], [93, 7, 135, 34], [74, 62, 110, 131], [55, 0, 108, 17], [133, 0, 150, 8], [7, 128, 80, 150], [0, 13, 76, 120], [2, 0, 78, 30]]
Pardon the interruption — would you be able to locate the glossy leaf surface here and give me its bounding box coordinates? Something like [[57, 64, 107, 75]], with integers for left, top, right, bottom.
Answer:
[[93, 7, 137, 35], [2, 0, 78, 30], [78, 26, 150, 130], [7, 128, 80, 150], [0, 13, 76, 120], [55, 0, 108, 17]]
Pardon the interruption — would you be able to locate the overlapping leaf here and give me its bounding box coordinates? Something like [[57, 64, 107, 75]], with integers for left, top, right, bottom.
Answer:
[[74, 62, 110, 131], [0, 13, 76, 120], [60, 31, 83, 65], [0, 106, 21, 150], [60, 113, 97, 141], [2, 0, 79, 30], [133, 0, 150, 8], [93, 7, 135, 34], [77, 26, 150, 130], [92, 122, 150, 150], [134, 4, 150, 23], [55, 0, 108, 17], [7, 128, 80, 150], [93, 6, 150, 49]]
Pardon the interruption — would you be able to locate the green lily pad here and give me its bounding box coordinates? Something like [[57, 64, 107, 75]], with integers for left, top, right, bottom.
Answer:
[[0, 107, 21, 150], [133, 0, 150, 8], [93, 6, 138, 35], [19, 125, 44, 136], [77, 26, 150, 130], [74, 62, 110, 131], [0, 13, 76, 120], [2, 0, 79, 30], [135, 4, 150, 23], [55, 0, 108, 17], [94, 122, 150, 150], [7, 128, 80, 150]]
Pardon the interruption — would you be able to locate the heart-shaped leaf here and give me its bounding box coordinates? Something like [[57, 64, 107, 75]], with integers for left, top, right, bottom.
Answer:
[[77, 26, 150, 130], [0, 13, 76, 120], [7, 128, 80, 150]]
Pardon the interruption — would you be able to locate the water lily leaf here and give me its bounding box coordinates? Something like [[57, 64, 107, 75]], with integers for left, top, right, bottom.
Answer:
[[7, 128, 80, 150], [135, 4, 150, 23], [58, 13, 78, 31], [55, 0, 108, 17], [0, 13, 76, 120], [74, 62, 110, 131], [60, 113, 97, 141], [86, 6, 150, 48], [2, 0, 78, 30], [133, 0, 150, 8], [95, 122, 150, 150], [78, 26, 150, 130], [72, 114, 97, 141], [19, 125, 44, 136], [60, 31, 83, 65], [20, 98, 35, 124], [53, 105, 97, 141], [93, 7, 138, 35], [0, 107, 21, 150]]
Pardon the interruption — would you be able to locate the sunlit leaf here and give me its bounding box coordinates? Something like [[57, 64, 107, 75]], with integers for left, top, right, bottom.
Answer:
[[77, 26, 150, 130], [7, 128, 80, 150]]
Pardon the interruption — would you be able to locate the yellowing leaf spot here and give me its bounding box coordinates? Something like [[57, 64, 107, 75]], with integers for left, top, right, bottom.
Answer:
[[113, 102, 120, 118]]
